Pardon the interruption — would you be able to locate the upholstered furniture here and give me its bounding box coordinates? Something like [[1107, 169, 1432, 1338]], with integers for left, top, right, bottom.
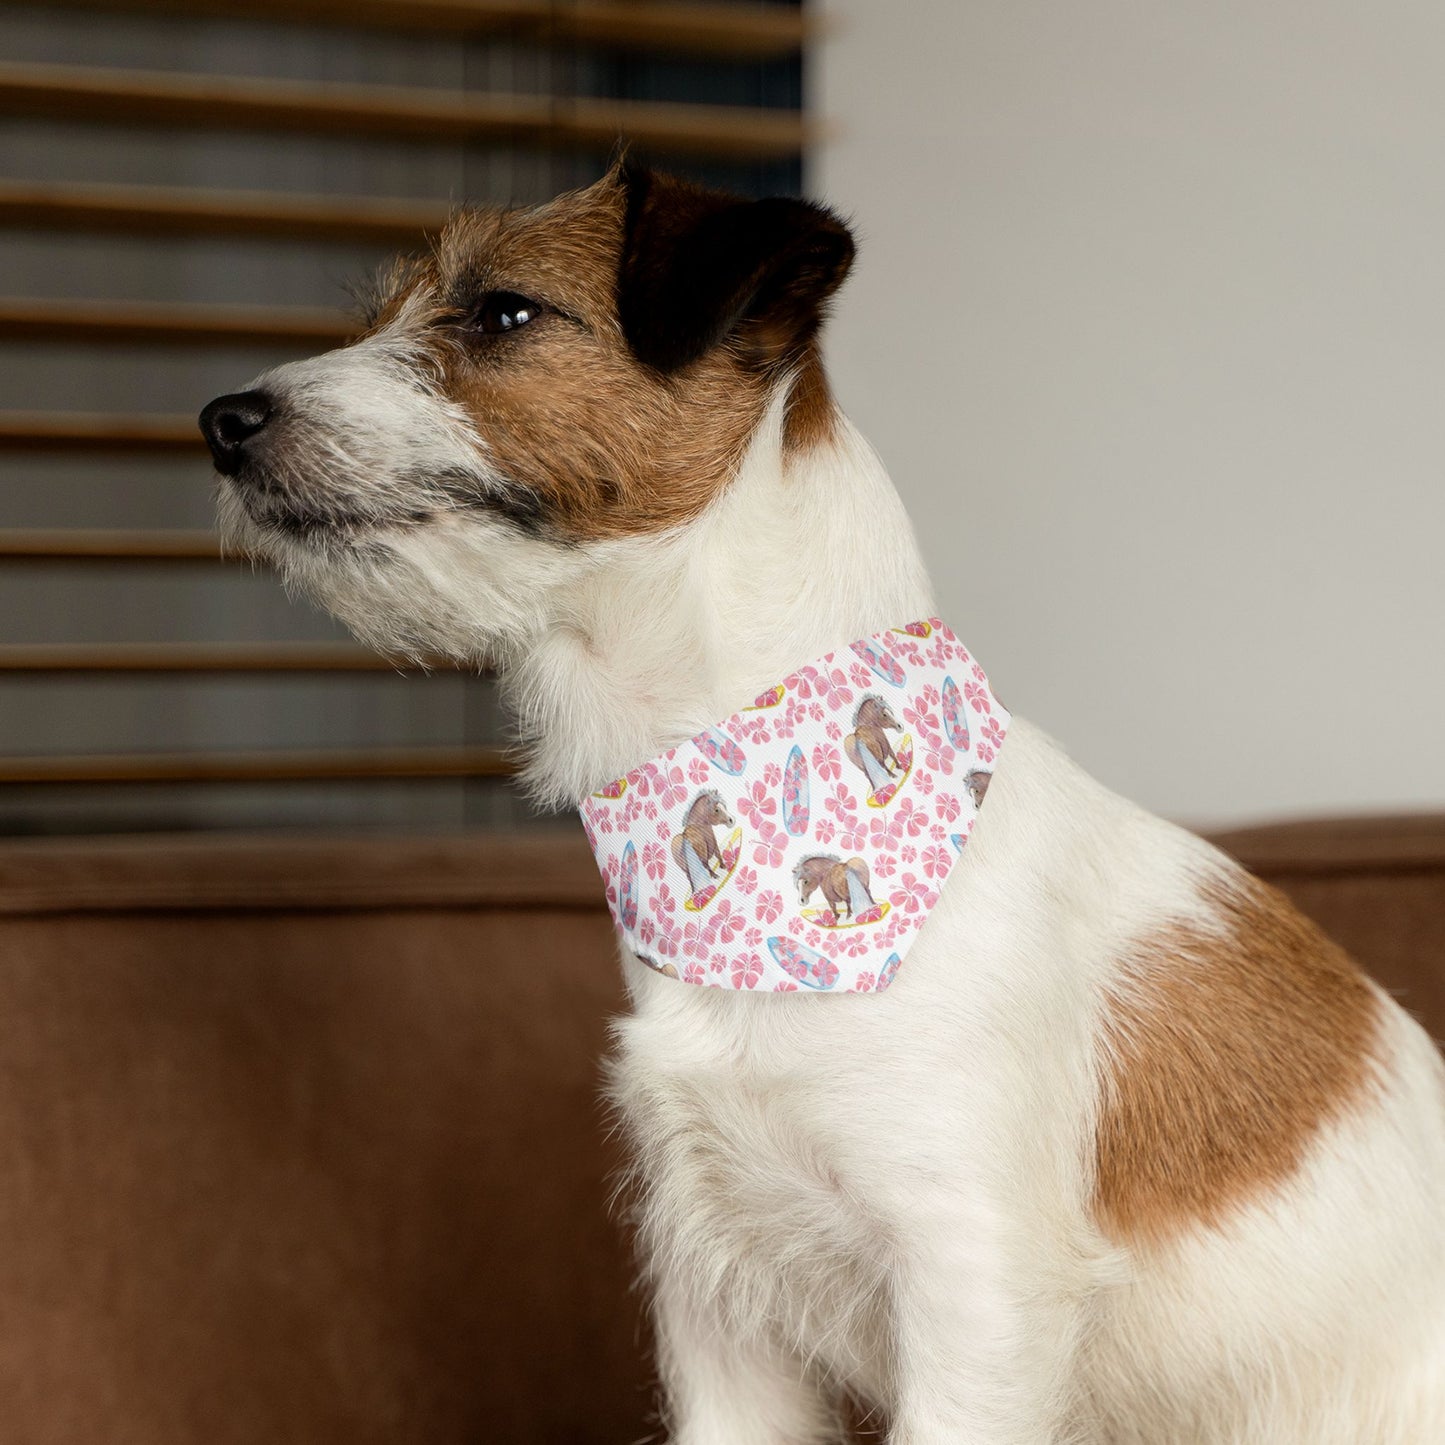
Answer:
[[0, 818, 1438, 1442]]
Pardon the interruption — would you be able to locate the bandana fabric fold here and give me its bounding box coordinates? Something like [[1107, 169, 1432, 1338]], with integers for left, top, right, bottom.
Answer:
[[579, 620, 1008, 994]]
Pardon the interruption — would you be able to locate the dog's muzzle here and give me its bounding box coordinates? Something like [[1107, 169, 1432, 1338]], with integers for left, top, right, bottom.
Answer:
[[199, 390, 274, 477]]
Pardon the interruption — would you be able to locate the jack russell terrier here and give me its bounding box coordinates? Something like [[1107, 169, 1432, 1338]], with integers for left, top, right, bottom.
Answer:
[[200, 163, 1445, 1444]]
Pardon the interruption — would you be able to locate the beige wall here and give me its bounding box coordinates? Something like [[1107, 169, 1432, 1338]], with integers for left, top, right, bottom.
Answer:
[[812, 0, 1445, 826]]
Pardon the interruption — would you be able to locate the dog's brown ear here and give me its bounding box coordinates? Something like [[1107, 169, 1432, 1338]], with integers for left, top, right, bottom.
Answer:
[[617, 162, 855, 374]]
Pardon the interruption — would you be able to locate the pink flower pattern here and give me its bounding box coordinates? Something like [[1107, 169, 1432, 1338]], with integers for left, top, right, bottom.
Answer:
[[579, 619, 1006, 993]]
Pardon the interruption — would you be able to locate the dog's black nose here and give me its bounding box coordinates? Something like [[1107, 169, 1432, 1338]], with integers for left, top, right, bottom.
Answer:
[[199, 390, 273, 475]]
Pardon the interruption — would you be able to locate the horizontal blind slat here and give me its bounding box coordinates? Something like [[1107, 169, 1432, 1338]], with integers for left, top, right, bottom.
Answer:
[[0, 413, 204, 452], [0, 297, 353, 348], [0, 745, 516, 784], [0, 529, 222, 560], [30, 0, 811, 59], [0, 62, 813, 161], [0, 180, 447, 244], [0, 643, 426, 673]]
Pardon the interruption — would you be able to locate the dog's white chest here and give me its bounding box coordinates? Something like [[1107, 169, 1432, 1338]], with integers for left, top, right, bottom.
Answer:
[[611, 986, 898, 1391]]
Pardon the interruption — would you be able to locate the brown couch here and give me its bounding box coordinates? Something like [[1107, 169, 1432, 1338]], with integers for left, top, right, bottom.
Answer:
[[0, 817, 1440, 1443]]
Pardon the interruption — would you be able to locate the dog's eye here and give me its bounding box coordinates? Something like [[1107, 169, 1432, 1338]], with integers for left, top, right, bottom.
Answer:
[[471, 291, 544, 335]]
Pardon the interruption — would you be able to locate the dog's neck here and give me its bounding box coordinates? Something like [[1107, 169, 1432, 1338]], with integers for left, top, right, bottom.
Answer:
[[506, 390, 937, 807]]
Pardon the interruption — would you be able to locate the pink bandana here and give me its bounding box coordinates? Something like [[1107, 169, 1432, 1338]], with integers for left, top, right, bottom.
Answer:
[[580, 620, 1008, 994]]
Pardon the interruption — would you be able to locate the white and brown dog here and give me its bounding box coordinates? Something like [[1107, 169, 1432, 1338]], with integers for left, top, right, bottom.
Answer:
[[201, 164, 1445, 1444]]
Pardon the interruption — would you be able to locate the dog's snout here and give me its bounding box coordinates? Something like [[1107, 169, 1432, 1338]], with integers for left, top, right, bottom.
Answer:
[[199, 390, 274, 476]]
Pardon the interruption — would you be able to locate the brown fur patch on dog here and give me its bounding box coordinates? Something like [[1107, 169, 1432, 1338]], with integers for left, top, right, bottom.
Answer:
[[782, 344, 840, 457], [367, 176, 809, 541], [1094, 872, 1382, 1247]]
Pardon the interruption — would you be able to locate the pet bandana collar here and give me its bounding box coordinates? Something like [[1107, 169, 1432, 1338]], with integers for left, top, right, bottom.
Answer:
[[580, 620, 1008, 994]]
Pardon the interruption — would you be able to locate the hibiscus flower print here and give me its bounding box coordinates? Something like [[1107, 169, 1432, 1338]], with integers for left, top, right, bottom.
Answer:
[[934, 792, 962, 823], [687, 757, 711, 785], [890, 871, 939, 914], [895, 797, 928, 837], [737, 779, 776, 828], [814, 818, 837, 845], [638, 918, 655, 946], [790, 664, 820, 696], [711, 898, 744, 944], [869, 813, 901, 850], [755, 889, 784, 924], [964, 680, 991, 714], [854, 970, 877, 993], [874, 851, 897, 878], [731, 954, 764, 989], [812, 957, 840, 988], [840, 818, 868, 852], [752, 821, 787, 868], [825, 783, 858, 821], [682, 918, 715, 959], [650, 883, 677, 920], [773, 980, 799, 992], [682, 961, 706, 986], [653, 761, 688, 808], [982, 716, 1005, 751], [901, 702, 936, 745], [812, 743, 842, 781], [642, 842, 668, 881], [744, 926, 763, 949], [923, 740, 955, 776], [913, 769, 935, 796], [815, 667, 854, 711], [762, 761, 783, 788], [921, 844, 952, 879], [849, 661, 874, 690], [733, 864, 758, 895]]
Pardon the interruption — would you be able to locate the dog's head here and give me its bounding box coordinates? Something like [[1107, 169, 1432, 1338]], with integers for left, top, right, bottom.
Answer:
[[200, 163, 854, 662]]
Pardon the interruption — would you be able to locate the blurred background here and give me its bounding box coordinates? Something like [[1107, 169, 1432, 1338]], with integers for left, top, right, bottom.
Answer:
[[0, 4, 1440, 1443], [818, 0, 1445, 827], [0, 0, 1439, 839], [0, 0, 801, 837]]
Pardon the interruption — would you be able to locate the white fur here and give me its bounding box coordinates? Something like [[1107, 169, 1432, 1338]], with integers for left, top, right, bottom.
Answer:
[[221, 350, 1445, 1443]]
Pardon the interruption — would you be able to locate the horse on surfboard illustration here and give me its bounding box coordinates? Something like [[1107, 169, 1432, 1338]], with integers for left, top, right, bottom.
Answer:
[[844, 695, 913, 808], [670, 789, 742, 911], [793, 853, 891, 928]]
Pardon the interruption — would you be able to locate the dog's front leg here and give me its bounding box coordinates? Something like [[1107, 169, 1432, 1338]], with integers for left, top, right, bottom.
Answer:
[[654, 1276, 840, 1445], [886, 1204, 1088, 1445]]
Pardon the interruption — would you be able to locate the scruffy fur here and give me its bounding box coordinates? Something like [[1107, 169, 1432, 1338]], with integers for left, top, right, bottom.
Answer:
[[204, 164, 1445, 1443]]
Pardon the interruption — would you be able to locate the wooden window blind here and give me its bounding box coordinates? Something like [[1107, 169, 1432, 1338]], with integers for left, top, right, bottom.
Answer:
[[0, 0, 809, 834]]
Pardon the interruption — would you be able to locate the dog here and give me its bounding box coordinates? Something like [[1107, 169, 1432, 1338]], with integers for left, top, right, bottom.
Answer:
[[200, 161, 1445, 1443]]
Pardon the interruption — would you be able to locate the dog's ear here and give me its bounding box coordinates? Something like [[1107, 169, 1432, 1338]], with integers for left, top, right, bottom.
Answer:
[[616, 162, 855, 374]]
